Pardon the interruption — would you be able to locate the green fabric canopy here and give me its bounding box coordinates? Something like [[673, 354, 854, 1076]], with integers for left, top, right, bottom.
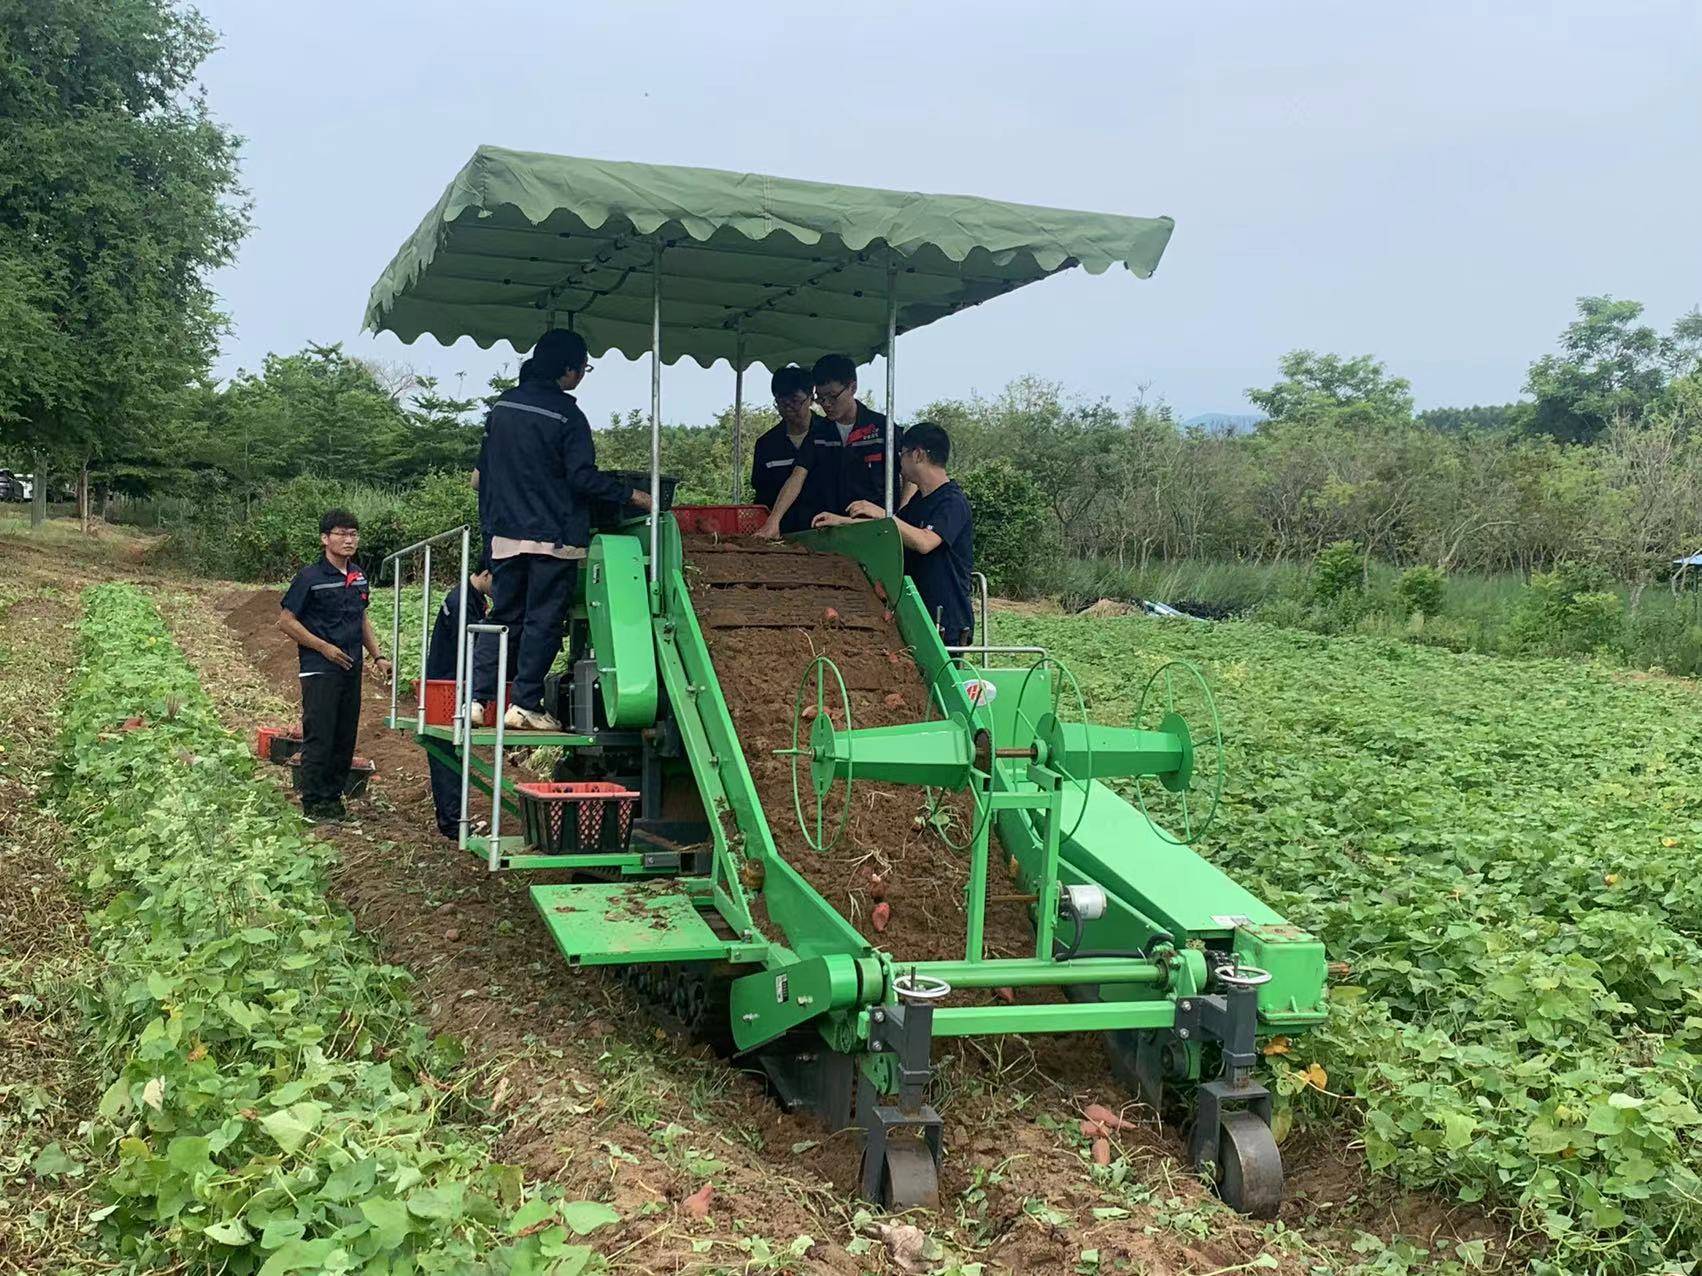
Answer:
[[363, 147, 1174, 371]]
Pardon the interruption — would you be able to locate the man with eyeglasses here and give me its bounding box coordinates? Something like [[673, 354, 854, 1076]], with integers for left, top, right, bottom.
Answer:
[[753, 353, 913, 539], [277, 509, 392, 824], [749, 365, 838, 532], [470, 328, 651, 732], [811, 421, 975, 646]]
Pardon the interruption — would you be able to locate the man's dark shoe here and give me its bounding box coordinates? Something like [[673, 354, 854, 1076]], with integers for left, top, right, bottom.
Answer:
[[303, 802, 344, 825]]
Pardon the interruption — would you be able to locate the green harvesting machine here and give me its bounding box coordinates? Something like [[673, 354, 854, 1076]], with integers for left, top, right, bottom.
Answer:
[[366, 149, 1328, 1213]]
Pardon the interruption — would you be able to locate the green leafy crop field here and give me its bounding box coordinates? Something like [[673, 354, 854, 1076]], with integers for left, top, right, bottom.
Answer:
[[992, 611, 1702, 1274], [56, 586, 624, 1272]]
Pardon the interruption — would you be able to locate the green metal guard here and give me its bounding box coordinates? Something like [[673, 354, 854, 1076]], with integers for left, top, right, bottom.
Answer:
[[1131, 660, 1224, 845]]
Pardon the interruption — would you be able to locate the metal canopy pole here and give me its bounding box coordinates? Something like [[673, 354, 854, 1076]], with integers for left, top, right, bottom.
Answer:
[[416, 544, 432, 734], [884, 258, 898, 515], [387, 558, 401, 729], [649, 242, 662, 588], [731, 323, 745, 504], [452, 526, 469, 745]]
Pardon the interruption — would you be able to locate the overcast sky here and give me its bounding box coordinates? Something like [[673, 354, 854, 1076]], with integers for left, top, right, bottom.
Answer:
[[197, 0, 1701, 425]]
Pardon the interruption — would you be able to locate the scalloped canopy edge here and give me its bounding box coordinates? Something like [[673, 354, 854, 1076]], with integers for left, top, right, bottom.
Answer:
[[365, 146, 1174, 370]]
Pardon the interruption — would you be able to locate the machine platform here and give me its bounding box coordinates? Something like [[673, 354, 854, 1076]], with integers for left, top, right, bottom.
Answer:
[[531, 881, 734, 966]]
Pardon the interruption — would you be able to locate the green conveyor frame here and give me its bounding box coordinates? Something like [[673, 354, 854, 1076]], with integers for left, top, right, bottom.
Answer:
[[523, 513, 1326, 1040]]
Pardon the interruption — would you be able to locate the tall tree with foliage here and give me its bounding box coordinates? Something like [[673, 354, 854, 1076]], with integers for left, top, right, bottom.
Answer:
[[1516, 296, 1695, 444], [0, 0, 248, 523], [1247, 351, 1415, 429]]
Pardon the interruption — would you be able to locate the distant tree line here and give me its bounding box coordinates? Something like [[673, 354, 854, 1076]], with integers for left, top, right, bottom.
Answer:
[[905, 296, 1702, 598], [92, 294, 1701, 606]]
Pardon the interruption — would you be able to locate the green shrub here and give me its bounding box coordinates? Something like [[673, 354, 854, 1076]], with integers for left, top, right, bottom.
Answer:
[[1507, 563, 1626, 656], [1569, 591, 1626, 652], [219, 475, 361, 581], [397, 471, 480, 556], [1310, 540, 1364, 604], [171, 473, 480, 583], [959, 459, 1051, 595], [1395, 565, 1446, 617], [1255, 597, 1309, 630], [1624, 604, 1702, 677]]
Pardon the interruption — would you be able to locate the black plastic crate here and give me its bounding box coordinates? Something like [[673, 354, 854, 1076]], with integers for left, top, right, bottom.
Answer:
[[288, 756, 376, 797], [516, 781, 639, 855]]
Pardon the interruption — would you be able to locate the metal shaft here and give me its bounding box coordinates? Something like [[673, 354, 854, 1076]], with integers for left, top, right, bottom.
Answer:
[[906, 957, 1165, 990], [458, 628, 475, 850], [416, 544, 431, 734], [884, 258, 898, 515], [965, 805, 990, 962], [649, 242, 662, 588], [460, 621, 509, 860], [489, 626, 508, 869], [387, 556, 401, 729], [973, 570, 990, 666], [732, 325, 744, 504], [452, 527, 469, 746]]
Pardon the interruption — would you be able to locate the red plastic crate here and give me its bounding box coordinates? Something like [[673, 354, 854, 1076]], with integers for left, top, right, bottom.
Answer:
[[254, 725, 303, 764], [673, 504, 770, 536], [410, 679, 513, 727], [515, 781, 639, 855]]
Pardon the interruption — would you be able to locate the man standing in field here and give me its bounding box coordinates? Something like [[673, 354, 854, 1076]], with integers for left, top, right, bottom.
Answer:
[[753, 353, 914, 537], [277, 509, 392, 823], [812, 422, 975, 645]]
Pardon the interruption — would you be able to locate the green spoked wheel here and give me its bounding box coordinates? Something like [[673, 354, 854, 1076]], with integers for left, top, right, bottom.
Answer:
[[921, 657, 997, 853], [1015, 655, 1093, 844], [1132, 660, 1224, 845], [778, 656, 853, 852]]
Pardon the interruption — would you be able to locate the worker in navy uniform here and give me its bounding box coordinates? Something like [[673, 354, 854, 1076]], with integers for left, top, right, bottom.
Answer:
[[277, 509, 393, 823], [748, 365, 838, 532], [424, 560, 493, 838], [754, 353, 914, 538], [471, 329, 651, 731], [812, 421, 974, 645]]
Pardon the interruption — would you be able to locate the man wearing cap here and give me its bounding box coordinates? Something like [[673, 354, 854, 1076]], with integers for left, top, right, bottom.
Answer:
[[753, 353, 913, 538], [471, 329, 651, 731], [748, 365, 839, 532], [812, 421, 974, 646]]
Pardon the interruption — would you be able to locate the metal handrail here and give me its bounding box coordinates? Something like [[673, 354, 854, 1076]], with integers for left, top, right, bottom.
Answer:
[[380, 524, 473, 569], [459, 623, 510, 867], [972, 571, 991, 667], [382, 525, 472, 743]]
